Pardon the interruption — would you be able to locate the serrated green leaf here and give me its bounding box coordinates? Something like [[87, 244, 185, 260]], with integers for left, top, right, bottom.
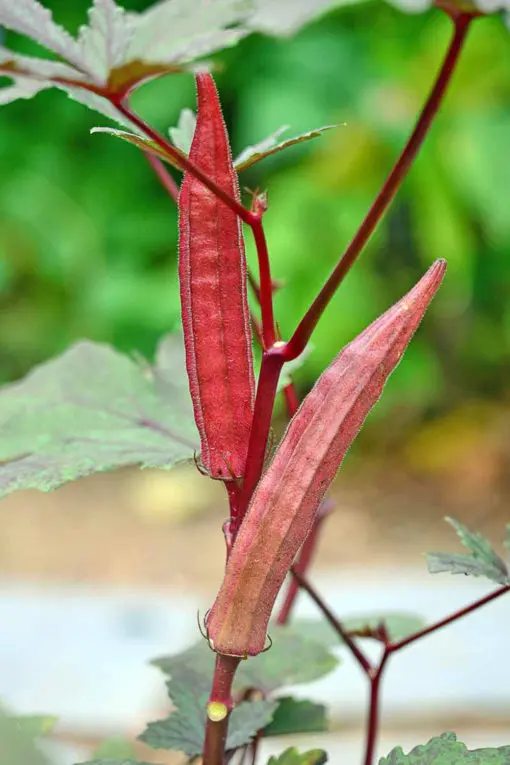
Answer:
[[169, 108, 197, 155], [139, 665, 276, 756], [152, 624, 339, 694], [91, 739, 136, 758], [426, 518, 510, 586], [234, 125, 339, 172], [267, 747, 328, 765], [263, 697, 327, 737], [379, 732, 510, 764], [249, 0, 366, 36], [0, 0, 252, 116], [0, 333, 199, 498]]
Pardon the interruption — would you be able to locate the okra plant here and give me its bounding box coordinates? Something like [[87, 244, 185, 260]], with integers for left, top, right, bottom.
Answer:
[[1, 1, 510, 764]]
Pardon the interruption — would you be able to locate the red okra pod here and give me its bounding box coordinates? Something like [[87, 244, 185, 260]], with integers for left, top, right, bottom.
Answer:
[[207, 260, 446, 656], [179, 73, 254, 480]]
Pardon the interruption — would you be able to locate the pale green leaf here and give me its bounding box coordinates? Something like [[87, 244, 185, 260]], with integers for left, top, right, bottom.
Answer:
[[91, 739, 136, 759], [0, 0, 252, 112], [169, 108, 197, 155], [77, 0, 134, 84], [0, 708, 52, 765], [379, 732, 510, 764], [126, 0, 252, 65], [78, 761, 156, 765], [427, 518, 509, 586], [90, 127, 183, 167], [267, 748, 328, 765], [0, 334, 199, 498], [249, 0, 366, 36], [234, 125, 340, 172]]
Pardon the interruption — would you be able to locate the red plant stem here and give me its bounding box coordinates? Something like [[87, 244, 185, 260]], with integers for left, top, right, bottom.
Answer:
[[291, 569, 372, 674], [236, 348, 285, 530], [363, 652, 390, 765], [114, 98, 253, 225], [282, 382, 300, 416], [251, 217, 276, 349], [144, 151, 179, 203], [390, 583, 510, 653], [203, 654, 241, 765], [284, 13, 473, 361], [277, 514, 326, 625], [296, 572, 509, 765]]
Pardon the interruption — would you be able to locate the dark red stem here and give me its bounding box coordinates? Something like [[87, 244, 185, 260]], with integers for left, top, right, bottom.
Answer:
[[236, 348, 285, 530], [145, 151, 179, 203], [284, 13, 473, 361], [251, 216, 276, 348], [363, 653, 390, 765], [297, 571, 509, 765], [390, 583, 510, 653], [203, 654, 241, 765], [277, 514, 326, 625], [291, 568, 372, 674], [113, 98, 255, 226]]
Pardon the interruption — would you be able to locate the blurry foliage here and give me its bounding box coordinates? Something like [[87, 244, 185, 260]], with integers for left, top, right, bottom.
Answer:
[[0, 1, 509, 442]]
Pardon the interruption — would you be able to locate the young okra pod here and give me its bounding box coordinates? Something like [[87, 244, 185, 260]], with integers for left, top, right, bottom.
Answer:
[[179, 73, 254, 480], [207, 259, 447, 656]]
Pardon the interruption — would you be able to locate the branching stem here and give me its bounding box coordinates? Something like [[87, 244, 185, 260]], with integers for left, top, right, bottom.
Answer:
[[295, 570, 509, 765]]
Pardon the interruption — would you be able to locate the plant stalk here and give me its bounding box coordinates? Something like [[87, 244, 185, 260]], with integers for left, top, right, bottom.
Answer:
[[285, 12, 473, 361], [298, 572, 509, 765], [203, 654, 241, 765]]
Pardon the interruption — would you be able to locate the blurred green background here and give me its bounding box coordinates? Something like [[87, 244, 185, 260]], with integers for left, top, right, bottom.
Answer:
[[1, 0, 509, 446]]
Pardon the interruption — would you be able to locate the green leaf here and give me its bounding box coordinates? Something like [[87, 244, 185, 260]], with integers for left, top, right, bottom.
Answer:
[[249, 0, 366, 36], [0, 333, 199, 498], [139, 665, 276, 756], [0, 708, 52, 765], [379, 732, 510, 764], [152, 624, 339, 694], [10, 715, 58, 738], [91, 127, 185, 170], [77, 761, 156, 765], [426, 518, 510, 586], [288, 614, 424, 647], [169, 108, 197, 155], [267, 747, 328, 765], [234, 125, 340, 172], [91, 739, 136, 758], [263, 697, 327, 737], [0, 0, 252, 116]]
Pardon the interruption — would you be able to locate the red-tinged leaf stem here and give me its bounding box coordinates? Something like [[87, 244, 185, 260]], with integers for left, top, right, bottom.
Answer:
[[284, 12, 473, 362], [293, 570, 510, 765], [204, 654, 241, 765], [144, 152, 179, 203]]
